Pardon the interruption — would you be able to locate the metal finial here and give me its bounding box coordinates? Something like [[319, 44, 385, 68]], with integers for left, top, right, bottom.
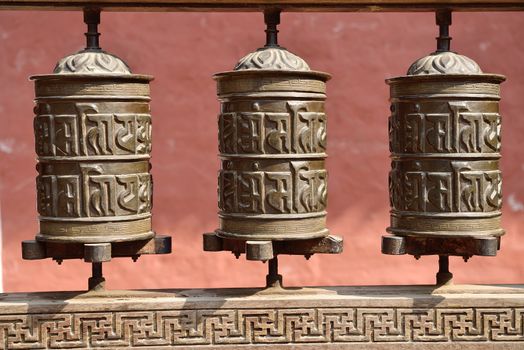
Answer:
[[264, 9, 281, 47], [84, 8, 102, 51], [436, 9, 452, 52]]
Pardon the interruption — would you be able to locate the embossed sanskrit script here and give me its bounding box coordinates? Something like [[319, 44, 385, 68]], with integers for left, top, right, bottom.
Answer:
[[35, 103, 152, 158], [219, 101, 326, 155]]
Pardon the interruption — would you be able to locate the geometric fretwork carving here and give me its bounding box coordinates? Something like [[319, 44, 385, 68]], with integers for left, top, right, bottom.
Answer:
[[1, 307, 524, 348]]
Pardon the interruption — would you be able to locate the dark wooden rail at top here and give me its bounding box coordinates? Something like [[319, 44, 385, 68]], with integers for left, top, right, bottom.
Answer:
[[1, 0, 524, 12]]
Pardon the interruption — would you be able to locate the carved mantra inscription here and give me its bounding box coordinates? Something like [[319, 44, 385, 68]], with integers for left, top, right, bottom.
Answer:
[[216, 78, 330, 239], [35, 103, 152, 158], [219, 101, 326, 155], [33, 79, 154, 241], [388, 100, 502, 215], [389, 101, 501, 155], [387, 95, 504, 238], [389, 161, 501, 213], [219, 160, 327, 215], [218, 101, 327, 217], [37, 163, 152, 218], [0, 307, 523, 348]]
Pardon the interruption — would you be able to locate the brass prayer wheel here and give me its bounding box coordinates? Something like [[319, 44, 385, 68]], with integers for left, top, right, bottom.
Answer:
[[31, 14, 153, 244], [382, 11, 505, 259], [213, 17, 330, 242], [203, 10, 342, 276], [214, 58, 330, 241], [22, 10, 171, 291]]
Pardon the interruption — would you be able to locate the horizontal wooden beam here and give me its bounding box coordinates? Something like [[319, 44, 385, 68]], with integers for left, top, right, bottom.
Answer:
[[0, 0, 524, 12], [1, 284, 524, 349]]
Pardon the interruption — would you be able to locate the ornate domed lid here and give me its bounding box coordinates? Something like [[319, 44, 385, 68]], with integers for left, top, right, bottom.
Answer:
[[232, 9, 311, 72], [405, 10, 484, 76], [407, 51, 482, 76], [52, 9, 131, 75], [54, 50, 131, 74], [234, 47, 310, 71]]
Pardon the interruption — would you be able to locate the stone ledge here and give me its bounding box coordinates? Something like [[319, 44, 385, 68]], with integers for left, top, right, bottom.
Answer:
[[1, 284, 523, 349]]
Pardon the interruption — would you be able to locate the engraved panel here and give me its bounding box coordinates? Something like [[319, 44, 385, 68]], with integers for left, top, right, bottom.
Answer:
[[34, 103, 152, 158], [218, 101, 326, 156], [36, 164, 152, 218], [216, 71, 329, 240], [389, 101, 501, 155], [32, 77, 154, 243], [216, 75, 327, 96], [0, 307, 523, 348], [389, 160, 502, 213], [386, 74, 504, 243], [219, 160, 327, 215]]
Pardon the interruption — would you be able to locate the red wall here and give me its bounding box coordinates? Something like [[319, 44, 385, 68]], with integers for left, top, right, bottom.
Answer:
[[0, 11, 523, 292]]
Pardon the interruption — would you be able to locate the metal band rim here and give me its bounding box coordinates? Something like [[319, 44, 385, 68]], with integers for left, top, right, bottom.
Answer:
[[35, 231, 155, 243], [390, 210, 502, 218], [218, 212, 327, 219], [39, 213, 152, 222]]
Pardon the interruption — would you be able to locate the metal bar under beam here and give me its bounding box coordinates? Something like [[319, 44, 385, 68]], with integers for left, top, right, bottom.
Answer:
[[0, 0, 524, 12]]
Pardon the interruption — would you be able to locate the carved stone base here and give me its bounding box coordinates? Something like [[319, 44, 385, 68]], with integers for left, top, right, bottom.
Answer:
[[382, 234, 499, 258], [0, 284, 523, 349], [22, 234, 171, 263], [203, 232, 343, 260]]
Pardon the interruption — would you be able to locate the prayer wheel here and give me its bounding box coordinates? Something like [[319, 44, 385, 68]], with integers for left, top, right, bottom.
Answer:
[[31, 11, 154, 244], [213, 23, 330, 242], [203, 10, 342, 276], [382, 11, 505, 259], [22, 9, 171, 291]]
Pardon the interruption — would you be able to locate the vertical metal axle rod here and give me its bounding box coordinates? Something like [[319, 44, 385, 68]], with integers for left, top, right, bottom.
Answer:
[[264, 9, 280, 47], [88, 262, 106, 291], [436, 255, 453, 286], [436, 9, 452, 52], [266, 257, 283, 288], [84, 8, 101, 51]]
